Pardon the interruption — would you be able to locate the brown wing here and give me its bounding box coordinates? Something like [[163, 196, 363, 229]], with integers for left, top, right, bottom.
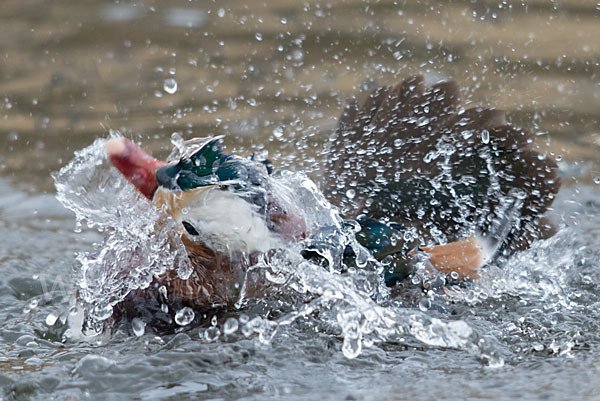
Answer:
[[323, 75, 560, 252]]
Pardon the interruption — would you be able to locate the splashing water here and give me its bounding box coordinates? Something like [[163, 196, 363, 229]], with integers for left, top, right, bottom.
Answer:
[[53, 134, 192, 335], [53, 134, 578, 364]]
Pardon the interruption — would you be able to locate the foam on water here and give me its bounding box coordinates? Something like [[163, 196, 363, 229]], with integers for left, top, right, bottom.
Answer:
[[52, 134, 577, 364]]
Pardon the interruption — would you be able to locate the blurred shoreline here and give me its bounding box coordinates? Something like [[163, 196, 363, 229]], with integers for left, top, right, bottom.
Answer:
[[1, 0, 599, 191]]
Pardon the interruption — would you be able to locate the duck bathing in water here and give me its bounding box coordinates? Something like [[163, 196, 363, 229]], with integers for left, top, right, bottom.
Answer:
[[97, 75, 559, 333]]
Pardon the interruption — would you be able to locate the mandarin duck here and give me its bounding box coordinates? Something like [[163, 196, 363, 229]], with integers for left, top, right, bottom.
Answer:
[[103, 75, 559, 330], [105, 135, 310, 329]]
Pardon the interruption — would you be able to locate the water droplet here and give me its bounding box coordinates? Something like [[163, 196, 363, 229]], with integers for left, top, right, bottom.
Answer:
[[45, 313, 58, 326], [481, 129, 490, 144], [280, 17, 287, 24], [175, 307, 195, 326], [291, 49, 303, 61], [255, 32, 263, 41], [217, 8, 225, 17], [158, 285, 167, 300], [465, 290, 478, 303], [204, 326, 220, 341], [131, 318, 146, 336], [417, 116, 430, 127], [211, 315, 218, 326], [272, 126, 284, 138], [418, 297, 431, 311], [345, 189, 356, 199], [423, 151, 436, 163], [223, 317, 239, 335], [594, 176, 600, 185], [163, 78, 178, 94]]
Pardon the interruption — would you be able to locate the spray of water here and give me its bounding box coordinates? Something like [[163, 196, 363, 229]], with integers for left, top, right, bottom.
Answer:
[[53, 134, 573, 364]]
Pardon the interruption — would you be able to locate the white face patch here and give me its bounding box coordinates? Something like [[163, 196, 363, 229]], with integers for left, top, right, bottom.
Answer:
[[153, 186, 282, 255]]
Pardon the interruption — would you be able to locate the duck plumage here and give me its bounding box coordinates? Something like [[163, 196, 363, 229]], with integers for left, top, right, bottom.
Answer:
[[324, 75, 559, 253], [102, 75, 560, 331]]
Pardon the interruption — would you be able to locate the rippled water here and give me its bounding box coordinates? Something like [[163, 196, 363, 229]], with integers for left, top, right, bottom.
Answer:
[[3, 172, 600, 400], [2, 0, 600, 400]]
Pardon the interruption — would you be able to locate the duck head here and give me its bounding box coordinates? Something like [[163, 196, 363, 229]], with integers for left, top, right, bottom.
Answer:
[[106, 136, 308, 256]]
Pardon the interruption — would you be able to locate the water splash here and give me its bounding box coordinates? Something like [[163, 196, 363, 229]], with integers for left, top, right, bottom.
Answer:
[[53, 134, 574, 364], [475, 229, 577, 308], [53, 134, 192, 335]]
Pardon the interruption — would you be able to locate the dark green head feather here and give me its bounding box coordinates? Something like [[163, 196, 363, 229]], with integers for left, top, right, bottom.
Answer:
[[156, 137, 268, 192], [355, 217, 420, 287]]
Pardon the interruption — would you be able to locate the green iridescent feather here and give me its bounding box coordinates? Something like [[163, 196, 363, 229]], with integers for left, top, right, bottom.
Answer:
[[156, 137, 264, 191], [356, 217, 419, 287]]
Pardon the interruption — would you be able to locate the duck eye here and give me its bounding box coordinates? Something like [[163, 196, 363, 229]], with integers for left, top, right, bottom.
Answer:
[[182, 221, 199, 236]]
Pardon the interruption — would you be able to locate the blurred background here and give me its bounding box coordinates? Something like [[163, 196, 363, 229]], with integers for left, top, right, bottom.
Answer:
[[1, 0, 599, 192]]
